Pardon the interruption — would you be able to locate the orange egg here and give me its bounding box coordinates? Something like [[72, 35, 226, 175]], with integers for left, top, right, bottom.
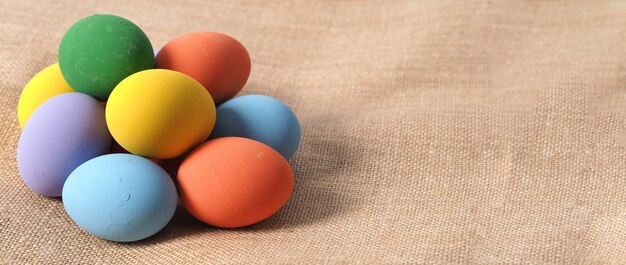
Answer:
[[155, 32, 251, 104], [177, 137, 294, 228]]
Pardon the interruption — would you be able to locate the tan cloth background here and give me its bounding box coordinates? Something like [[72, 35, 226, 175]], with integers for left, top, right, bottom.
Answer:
[[2, 0, 626, 263]]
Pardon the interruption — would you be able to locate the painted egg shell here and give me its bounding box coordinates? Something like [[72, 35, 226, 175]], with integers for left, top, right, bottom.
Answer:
[[58, 14, 154, 100], [106, 69, 216, 159], [210, 94, 301, 160], [155, 32, 251, 104], [178, 137, 294, 228], [17, 93, 111, 197], [62, 154, 177, 242], [17, 63, 74, 128]]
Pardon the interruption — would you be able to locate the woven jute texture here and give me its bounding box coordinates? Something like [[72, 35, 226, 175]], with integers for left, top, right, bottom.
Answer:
[[3, 0, 626, 263]]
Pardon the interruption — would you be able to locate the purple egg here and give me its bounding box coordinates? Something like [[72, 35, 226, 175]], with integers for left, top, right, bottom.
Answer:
[[17, 93, 112, 197]]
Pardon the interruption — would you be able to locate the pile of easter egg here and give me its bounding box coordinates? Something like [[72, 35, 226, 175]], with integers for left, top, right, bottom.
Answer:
[[16, 14, 301, 242]]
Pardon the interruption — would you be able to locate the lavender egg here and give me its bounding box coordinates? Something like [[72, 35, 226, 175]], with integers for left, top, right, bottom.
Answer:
[[17, 93, 112, 197]]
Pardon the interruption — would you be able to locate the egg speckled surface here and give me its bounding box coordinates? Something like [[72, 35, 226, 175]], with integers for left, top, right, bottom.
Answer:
[[17, 93, 112, 197], [17, 63, 74, 128], [62, 154, 178, 242], [178, 137, 294, 228], [155, 32, 251, 104], [210, 95, 301, 160], [106, 69, 216, 159], [58, 14, 154, 100]]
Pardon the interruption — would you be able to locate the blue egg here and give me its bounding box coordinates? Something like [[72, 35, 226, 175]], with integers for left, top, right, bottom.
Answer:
[[210, 94, 301, 160], [62, 154, 177, 242]]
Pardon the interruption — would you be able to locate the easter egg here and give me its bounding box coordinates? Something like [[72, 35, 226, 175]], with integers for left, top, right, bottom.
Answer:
[[210, 95, 301, 160], [17, 93, 111, 197], [62, 154, 177, 242], [155, 32, 251, 104], [58, 14, 154, 100], [106, 69, 216, 159], [17, 63, 74, 128], [178, 137, 294, 228]]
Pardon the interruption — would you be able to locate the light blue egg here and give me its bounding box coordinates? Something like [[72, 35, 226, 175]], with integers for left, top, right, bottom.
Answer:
[[62, 154, 177, 242], [210, 94, 301, 160]]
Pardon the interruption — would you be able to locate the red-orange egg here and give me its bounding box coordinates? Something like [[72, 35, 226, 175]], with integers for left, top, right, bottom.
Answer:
[[155, 32, 251, 104], [177, 137, 293, 228]]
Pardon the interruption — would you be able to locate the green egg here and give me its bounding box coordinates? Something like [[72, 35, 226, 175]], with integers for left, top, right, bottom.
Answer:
[[58, 14, 154, 100]]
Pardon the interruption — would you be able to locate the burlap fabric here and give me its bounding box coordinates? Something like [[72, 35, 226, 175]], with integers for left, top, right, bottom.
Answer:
[[2, 0, 626, 263]]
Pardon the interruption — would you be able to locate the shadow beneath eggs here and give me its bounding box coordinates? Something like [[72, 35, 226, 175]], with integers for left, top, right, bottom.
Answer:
[[128, 204, 212, 245], [48, 196, 62, 202]]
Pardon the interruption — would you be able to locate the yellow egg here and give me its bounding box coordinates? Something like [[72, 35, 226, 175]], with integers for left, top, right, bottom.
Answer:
[[17, 64, 74, 128], [106, 69, 216, 159]]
